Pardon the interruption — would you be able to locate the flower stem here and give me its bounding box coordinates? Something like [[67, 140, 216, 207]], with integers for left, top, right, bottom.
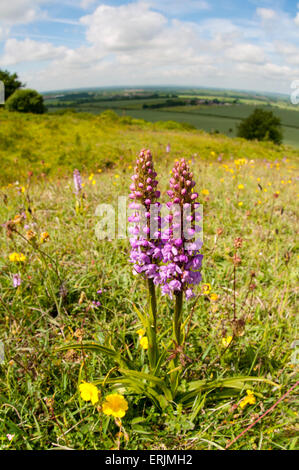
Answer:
[[173, 291, 183, 346], [147, 278, 158, 370]]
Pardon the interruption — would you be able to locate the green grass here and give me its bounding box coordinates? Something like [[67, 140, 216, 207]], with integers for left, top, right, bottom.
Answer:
[[0, 110, 298, 450], [1, 109, 298, 186]]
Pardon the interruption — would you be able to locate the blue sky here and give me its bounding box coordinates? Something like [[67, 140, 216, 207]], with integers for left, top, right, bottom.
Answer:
[[0, 1, 298, 93]]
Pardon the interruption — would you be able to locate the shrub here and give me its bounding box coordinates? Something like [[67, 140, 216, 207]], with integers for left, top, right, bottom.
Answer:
[[5, 89, 46, 114], [237, 108, 283, 145]]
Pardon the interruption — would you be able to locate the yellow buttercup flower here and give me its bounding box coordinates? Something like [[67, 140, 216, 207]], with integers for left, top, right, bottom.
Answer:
[[210, 293, 218, 302], [201, 189, 209, 196], [79, 381, 99, 405], [238, 184, 244, 190], [102, 393, 128, 418], [234, 158, 247, 166], [239, 390, 256, 409], [140, 336, 149, 350], [222, 336, 233, 348], [238, 202, 243, 206], [202, 283, 211, 294], [9, 252, 26, 263], [137, 329, 145, 337]]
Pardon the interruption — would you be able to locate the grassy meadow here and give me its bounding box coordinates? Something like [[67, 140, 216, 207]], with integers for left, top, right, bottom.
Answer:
[[0, 109, 298, 450]]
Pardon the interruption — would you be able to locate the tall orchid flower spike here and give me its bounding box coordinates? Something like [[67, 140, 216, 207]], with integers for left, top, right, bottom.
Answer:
[[128, 149, 161, 369], [161, 158, 203, 345]]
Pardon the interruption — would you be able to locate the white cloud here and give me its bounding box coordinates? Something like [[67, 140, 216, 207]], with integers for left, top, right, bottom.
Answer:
[[256, 8, 277, 21], [0, 26, 10, 40], [226, 44, 266, 64], [275, 41, 299, 65], [0, 38, 68, 66], [0, 0, 46, 24], [295, 13, 299, 26], [81, 2, 167, 51]]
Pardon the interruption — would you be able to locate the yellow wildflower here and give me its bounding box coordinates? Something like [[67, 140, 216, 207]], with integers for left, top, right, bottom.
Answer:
[[238, 184, 244, 190], [13, 214, 23, 225], [222, 336, 233, 348], [239, 390, 256, 409], [210, 293, 218, 302], [79, 382, 99, 405], [201, 189, 209, 196], [137, 329, 145, 337], [102, 393, 128, 418], [88, 174, 94, 181], [114, 174, 120, 179], [234, 158, 247, 166], [140, 336, 149, 350], [9, 252, 26, 263], [238, 202, 243, 206], [40, 232, 50, 244], [202, 283, 211, 294]]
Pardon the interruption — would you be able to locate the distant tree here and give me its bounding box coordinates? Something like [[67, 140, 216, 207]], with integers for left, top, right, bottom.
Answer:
[[5, 89, 45, 114], [0, 69, 24, 101], [237, 108, 283, 145]]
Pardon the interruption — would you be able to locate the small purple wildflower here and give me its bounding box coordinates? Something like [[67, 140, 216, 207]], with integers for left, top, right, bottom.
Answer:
[[13, 274, 22, 288], [73, 169, 82, 195]]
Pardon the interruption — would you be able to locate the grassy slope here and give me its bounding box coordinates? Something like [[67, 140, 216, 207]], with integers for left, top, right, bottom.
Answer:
[[0, 109, 298, 450], [1, 109, 298, 186]]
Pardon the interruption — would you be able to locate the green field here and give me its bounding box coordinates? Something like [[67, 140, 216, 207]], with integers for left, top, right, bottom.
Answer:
[[45, 88, 299, 148]]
